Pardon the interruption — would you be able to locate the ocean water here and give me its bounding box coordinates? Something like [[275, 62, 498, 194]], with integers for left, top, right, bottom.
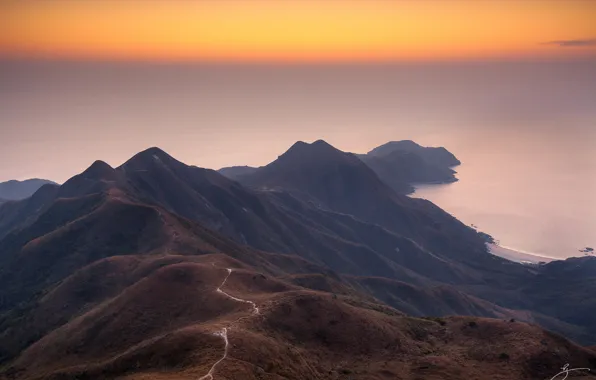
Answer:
[[411, 127, 596, 260]]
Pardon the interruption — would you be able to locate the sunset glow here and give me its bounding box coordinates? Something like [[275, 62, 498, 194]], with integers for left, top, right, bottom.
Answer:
[[1, 0, 596, 62]]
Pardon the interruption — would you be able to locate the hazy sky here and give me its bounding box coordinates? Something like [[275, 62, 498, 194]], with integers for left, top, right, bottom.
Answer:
[[1, 1, 594, 259], [1, 1, 596, 183], [1, 59, 595, 183], [1, 1, 596, 62]]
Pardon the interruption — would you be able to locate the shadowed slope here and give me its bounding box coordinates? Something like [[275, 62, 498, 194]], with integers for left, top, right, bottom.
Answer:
[[2, 144, 596, 380], [359, 150, 458, 194], [4, 256, 596, 380], [237, 140, 496, 266], [3, 146, 495, 285], [0, 179, 57, 202], [368, 140, 461, 167], [217, 166, 259, 181]]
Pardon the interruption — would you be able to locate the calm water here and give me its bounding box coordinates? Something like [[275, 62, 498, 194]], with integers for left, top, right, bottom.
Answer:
[[411, 127, 596, 260]]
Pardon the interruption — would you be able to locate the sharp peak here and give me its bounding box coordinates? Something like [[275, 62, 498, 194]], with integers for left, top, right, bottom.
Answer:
[[80, 160, 117, 179], [125, 146, 177, 164], [121, 146, 198, 172], [137, 146, 171, 157], [88, 160, 113, 169]]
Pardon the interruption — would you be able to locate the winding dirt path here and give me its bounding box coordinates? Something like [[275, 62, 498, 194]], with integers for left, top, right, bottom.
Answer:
[[198, 328, 229, 380], [198, 268, 260, 380]]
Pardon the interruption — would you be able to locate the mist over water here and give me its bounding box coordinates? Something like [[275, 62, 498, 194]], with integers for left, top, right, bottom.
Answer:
[[1, 59, 595, 258], [411, 126, 596, 260]]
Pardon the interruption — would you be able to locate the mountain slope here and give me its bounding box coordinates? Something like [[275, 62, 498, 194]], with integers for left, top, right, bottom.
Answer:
[[359, 140, 460, 194], [0, 179, 58, 201], [2, 144, 596, 380], [368, 140, 461, 167], [218, 166, 259, 181], [4, 252, 596, 380], [359, 149, 458, 194], [237, 140, 491, 266]]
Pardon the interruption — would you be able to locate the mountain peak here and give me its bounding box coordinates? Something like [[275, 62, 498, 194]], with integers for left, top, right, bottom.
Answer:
[[312, 139, 332, 147], [121, 147, 180, 170], [81, 160, 115, 179], [134, 147, 173, 162], [282, 139, 341, 160], [140, 146, 168, 156]]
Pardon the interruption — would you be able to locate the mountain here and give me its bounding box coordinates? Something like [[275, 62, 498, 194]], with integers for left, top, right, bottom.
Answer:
[[368, 140, 461, 167], [359, 150, 458, 193], [3, 251, 596, 380], [0, 179, 57, 201], [213, 140, 596, 342], [357, 141, 460, 194], [218, 165, 259, 181], [219, 141, 461, 195], [236, 140, 489, 265], [2, 145, 596, 379]]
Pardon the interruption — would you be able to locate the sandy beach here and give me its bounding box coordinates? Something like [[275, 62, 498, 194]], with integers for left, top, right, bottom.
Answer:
[[487, 243, 559, 264]]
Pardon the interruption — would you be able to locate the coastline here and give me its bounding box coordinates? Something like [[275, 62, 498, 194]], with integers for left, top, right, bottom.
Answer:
[[487, 243, 559, 264]]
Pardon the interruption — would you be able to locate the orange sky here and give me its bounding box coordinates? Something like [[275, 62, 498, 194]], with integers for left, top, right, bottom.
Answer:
[[1, 0, 596, 62]]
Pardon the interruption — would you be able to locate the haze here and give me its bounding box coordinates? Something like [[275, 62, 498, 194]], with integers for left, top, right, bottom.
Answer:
[[0, 1, 595, 259]]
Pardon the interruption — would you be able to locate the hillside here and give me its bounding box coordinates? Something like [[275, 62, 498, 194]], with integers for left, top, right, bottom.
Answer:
[[0, 179, 57, 201], [220, 140, 461, 195], [218, 166, 259, 181], [367, 140, 461, 167], [359, 150, 458, 194], [2, 145, 596, 379], [236, 140, 491, 266], [3, 253, 596, 380]]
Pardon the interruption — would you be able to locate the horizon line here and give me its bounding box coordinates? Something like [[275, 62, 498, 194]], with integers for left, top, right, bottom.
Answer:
[[3, 54, 596, 66]]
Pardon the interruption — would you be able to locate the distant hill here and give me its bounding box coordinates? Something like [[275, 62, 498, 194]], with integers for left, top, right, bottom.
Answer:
[[0, 179, 57, 201], [358, 140, 460, 194], [220, 140, 461, 194], [218, 165, 259, 181], [367, 140, 461, 166]]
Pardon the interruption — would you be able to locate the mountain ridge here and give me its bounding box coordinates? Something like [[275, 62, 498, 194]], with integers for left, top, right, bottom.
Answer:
[[2, 142, 596, 379], [0, 179, 58, 202]]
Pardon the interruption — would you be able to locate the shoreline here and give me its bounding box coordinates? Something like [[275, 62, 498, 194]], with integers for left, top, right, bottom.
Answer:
[[487, 243, 560, 264]]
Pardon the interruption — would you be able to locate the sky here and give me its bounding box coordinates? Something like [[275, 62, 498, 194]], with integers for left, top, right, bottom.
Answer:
[[1, 0, 596, 62], [1, 0, 596, 184]]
